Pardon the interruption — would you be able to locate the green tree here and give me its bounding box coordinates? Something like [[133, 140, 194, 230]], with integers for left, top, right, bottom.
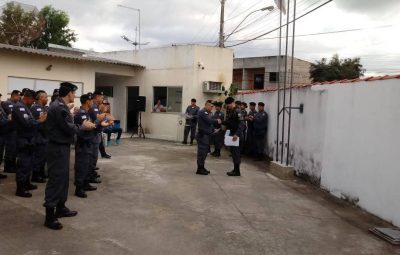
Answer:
[[29, 5, 77, 49], [310, 54, 365, 82], [0, 2, 45, 46]]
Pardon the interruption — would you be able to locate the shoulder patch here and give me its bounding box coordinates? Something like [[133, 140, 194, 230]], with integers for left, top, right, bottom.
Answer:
[[20, 108, 25, 111], [81, 115, 87, 120], [37, 108, 42, 112], [205, 112, 208, 115]]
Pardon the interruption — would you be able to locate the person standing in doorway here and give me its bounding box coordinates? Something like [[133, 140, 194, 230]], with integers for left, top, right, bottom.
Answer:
[[183, 98, 200, 145]]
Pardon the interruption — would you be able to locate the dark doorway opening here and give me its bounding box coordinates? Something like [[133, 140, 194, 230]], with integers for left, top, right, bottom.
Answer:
[[254, 74, 265, 90], [127, 87, 140, 132]]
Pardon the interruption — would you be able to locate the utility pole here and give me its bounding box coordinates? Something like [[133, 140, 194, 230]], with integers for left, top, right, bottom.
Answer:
[[219, 0, 226, 48]]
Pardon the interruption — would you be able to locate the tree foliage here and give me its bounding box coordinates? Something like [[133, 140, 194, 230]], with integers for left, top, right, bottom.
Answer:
[[0, 3, 77, 48], [310, 54, 366, 82], [0, 2, 45, 46], [29, 5, 77, 49]]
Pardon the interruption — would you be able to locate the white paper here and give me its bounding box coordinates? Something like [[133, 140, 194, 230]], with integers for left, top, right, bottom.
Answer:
[[224, 130, 239, 147]]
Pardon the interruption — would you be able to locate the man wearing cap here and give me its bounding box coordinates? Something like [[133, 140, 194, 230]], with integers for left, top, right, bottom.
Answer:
[[74, 93, 98, 198], [0, 93, 11, 180], [210, 101, 225, 157], [30, 90, 49, 183], [239, 102, 248, 154], [12, 89, 47, 197], [196, 100, 221, 175], [245, 102, 258, 157], [88, 91, 107, 184], [253, 102, 268, 161], [223, 97, 245, 176], [2, 90, 22, 173], [183, 98, 200, 145], [44, 82, 95, 230]]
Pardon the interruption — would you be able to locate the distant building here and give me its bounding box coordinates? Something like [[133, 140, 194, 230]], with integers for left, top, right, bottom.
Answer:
[[0, 1, 38, 13], [233, 56, 312, 90]]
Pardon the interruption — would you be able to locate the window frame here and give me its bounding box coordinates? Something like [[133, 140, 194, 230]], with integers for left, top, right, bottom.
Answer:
[[153, 86, 183, 113]]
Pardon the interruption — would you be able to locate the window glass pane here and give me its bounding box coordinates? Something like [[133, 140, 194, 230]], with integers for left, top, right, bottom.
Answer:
[[153, 87, 167, 106], [7, 77, 34, 93], [167, 87, 182, 112]]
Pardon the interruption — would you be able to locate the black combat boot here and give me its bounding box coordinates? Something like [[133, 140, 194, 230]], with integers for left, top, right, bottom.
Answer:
[[55, 203, 78, 218], [25, 178, 38, 190], [0, 173, 7, 179], [16, 181, 32, 198], [213, 149, 221, 157], [190, 139, 194, 145], [44, 207, 63, 230], [40, 166, 48, 179], [196, 166, 208, 175], [75, 187, 87, 198], [227, 164, 241, 177], [32, 172, 46, 183], [83, 182, 97, 191]]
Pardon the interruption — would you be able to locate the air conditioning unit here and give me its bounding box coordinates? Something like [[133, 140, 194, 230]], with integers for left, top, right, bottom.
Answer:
[[203, 81, 224, 94]]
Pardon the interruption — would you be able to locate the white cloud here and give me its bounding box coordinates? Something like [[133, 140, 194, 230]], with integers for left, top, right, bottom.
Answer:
[[1, 0, 399, 74]]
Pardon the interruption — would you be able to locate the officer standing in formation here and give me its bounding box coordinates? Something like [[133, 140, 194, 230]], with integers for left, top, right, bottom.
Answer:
[[44, 82, 96, 230], [2, 90, 22, 173], [12, 89, 47, 197], [239, 102, 248, 154], [253, 102, 268, 161], [88, 91, 106, 183], [196, 100, 221, 175], [245, 102, 257, 156], [183, 98, 200, 145], [210, 101, 224, 157], [0, 93, 10, 180], [223, 97, 245, 176], [74, 93, 98, 198], [31, 90, 49, 183]]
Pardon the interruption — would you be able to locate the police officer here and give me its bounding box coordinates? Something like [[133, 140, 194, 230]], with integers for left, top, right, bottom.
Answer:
[[74, 93, 97, 198], [196, 100, 221, 175], [88, 91, 107, 183], [183, 98, 200, 145], [0, 93, 10, 180], [223, 97, 245, 176], [240, 102, 248, 154], [31, 90, 49, 183], [253, 102, 268, 161], [2, 90, 22, 173], [245, 102, 257, 156], [210, 101, 225, 157], [44, 82, 95, 230], [13, 89, 47, 197], [50, 89, 59, 104]]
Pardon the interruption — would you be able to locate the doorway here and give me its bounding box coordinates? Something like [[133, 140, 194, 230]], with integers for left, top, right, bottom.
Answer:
[[126, 86, 140, 132]]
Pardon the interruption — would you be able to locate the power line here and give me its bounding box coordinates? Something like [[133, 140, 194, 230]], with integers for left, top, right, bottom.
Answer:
[[226, 0, 333, 47]]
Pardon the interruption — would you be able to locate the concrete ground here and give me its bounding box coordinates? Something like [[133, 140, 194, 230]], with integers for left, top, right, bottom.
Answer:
[[0, 139, 399, 255]]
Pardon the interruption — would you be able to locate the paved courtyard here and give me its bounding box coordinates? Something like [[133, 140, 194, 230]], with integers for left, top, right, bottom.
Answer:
[[0, 139, 398, 255]]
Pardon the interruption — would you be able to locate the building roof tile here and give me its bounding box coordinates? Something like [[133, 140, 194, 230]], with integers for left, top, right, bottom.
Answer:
[[0, 43, 145, 68], [237, 74, 400, 95]]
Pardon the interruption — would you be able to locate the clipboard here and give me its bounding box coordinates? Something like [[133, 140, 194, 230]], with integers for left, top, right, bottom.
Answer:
[[224, 130, 239, 147]]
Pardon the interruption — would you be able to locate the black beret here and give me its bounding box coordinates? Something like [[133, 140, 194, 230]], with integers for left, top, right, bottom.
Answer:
[[242, 102, 247, 107], [258, 102, 265, 107], [249, 102, 256, 106], [23, 89, 36, 98], [191, 98, 197, 102], [225, 97, 235, 104], [93, 90, 104, 96], [235, 101, 241, 105], [206, 99, 213, 104], [59, 82, 78, 97], [212, 101, 222, 107], [11, 90, 22, 96], [53, 88, 59, 94], [21, 88, 30, 93], [80, 93, 93, 104]]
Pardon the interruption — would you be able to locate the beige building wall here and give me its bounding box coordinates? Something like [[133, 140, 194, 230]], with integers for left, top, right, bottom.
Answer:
[[0, 49, 138, 106], [100, 45, 233, 141]]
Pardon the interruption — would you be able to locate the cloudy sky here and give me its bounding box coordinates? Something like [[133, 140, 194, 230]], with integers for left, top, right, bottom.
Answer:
[[2, 0, 400, 75]]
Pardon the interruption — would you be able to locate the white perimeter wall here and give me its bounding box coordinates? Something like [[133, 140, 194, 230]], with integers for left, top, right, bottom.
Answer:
[[241, 79, 400, 226]]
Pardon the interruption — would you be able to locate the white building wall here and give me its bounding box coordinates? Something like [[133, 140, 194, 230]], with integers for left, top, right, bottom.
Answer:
[[240, 79, 400, 226], [100, 45, 233, 141]]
